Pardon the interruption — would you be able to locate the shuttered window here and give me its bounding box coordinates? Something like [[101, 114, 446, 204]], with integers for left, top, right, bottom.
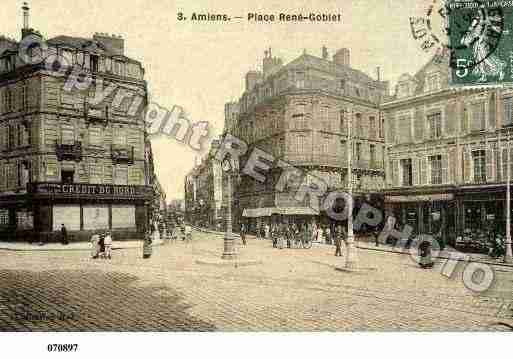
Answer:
[[429, 155, 442, 184], [471, 102, 486, 131], [427, 112, 442, 139], [400, 159, 413, 186], [472, 150, 486, 183]]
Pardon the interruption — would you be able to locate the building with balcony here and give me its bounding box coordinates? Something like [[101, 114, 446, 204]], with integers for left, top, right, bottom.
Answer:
[[382, 54, 512, 243], [0, 5, 155, 242], [226, 47, 388, 230]]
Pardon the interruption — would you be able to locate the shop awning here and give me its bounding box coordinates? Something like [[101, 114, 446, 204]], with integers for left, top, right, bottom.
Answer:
[[242, 207, 319, 217], [385, 193, 454, 203]]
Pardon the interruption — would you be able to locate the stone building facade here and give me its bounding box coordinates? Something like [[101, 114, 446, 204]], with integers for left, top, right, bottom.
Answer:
[[382, 55, 513, 243], [228, 47, 388, 230], [0, 7, 155, 242]]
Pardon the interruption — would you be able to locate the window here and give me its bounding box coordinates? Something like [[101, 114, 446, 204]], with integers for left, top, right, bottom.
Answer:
[[90, 55, 99, 72], [427, 112, 442, 139], [21, 85, 28, 110], [292, 104, 306, 129], [113, 127, 127, 145], [4, 88, 13, 113], [471, 102, 486, 131], [397, 82, 409, 98], [339, 110, 345, 131], [8, 124, 15, 149], [296, 135, 306, 153], [61, 170, 75, 184], [356, 143, 362, 162], [429, 155, 442, 184], [504, 97, 513, 127], [401, 159, 413, 186], [380, 116, 385, 139], [369, 116, 376, 139], [296, 72, 305, 89], [89, 163, 103, 184], [0, 209, 9, 226], [370, 144, 376, 167], [426, 72, 441, 92], [472, 150, 486, 183], [321, 107, 330, 131], [398, 115, 412, 142], [60, 125, 75, 145], [355, 113, 362, 137], [322, 136, 331, 154]]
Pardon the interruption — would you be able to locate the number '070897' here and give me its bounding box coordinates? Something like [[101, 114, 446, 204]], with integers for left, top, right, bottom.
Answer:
[[47, 344, 78, 352]]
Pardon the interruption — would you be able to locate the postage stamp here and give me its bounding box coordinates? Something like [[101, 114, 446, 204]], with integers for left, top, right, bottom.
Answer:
[[448, 0, 513, 86]]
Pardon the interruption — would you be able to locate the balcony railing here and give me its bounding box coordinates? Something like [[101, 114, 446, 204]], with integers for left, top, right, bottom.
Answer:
[[56, 141, 82, 162], [85, 104, 108, 124], [284, 153, 346, 167], [111, 144, 134, 164]]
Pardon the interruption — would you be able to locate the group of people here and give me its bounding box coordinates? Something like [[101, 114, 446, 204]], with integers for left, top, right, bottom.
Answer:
[[90, 231, 113, 259], [242, 221, 348, 256]]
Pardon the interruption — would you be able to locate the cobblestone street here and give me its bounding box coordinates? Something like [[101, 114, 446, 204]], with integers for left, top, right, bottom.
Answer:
[[1, 230, 512, 331]]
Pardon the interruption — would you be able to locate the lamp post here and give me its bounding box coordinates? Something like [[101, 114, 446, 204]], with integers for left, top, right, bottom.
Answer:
[[345, 109, 358, 269], [222, 155, 239, 260], [506, 135, 513, 263]]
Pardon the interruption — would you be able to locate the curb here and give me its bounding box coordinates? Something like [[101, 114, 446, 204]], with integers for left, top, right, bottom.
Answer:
[[357, 244, 513, 269], [0, 240, 166, 253]]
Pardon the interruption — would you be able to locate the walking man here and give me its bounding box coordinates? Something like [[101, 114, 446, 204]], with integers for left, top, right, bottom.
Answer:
[[241, 223, 247, 246], [104, 231, 113, 259], [334, 224, 344, 257], [60, 224, 69, 245]]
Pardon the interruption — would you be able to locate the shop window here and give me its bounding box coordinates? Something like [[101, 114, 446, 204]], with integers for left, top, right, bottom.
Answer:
[[427, 112, 442, 139], [401, 158, 413, 186], [0, 209, 9, 226], [429, 155, 442, 184], [472, 150, 486, 183]]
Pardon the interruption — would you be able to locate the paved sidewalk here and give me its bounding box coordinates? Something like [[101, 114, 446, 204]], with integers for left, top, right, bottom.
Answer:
[[0, 238, 165, 252]]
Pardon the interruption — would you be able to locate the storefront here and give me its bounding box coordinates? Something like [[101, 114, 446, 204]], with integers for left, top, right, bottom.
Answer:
[[0, 182, 154, 242]]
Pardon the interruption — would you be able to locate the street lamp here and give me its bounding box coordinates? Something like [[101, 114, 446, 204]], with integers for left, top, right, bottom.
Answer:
[[345, 109, 358, 269], [505, 135, 513, 263], [222, 154, 240, 260]]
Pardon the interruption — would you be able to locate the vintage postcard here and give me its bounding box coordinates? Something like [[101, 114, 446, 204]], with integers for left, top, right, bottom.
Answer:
[[0, 0, 512, 355]]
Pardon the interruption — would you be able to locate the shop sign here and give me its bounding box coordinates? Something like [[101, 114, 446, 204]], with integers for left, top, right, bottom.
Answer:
[[29, 182, 153, 198], [385, 193, 454, 203]]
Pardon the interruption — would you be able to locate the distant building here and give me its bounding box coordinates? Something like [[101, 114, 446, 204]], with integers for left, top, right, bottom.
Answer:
[[184, 139, 223, 228], [0, 4, 156, 242]]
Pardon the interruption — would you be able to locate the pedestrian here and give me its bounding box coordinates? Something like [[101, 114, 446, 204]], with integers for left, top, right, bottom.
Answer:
[[90, 231, 100, 259], [143, 231, 153, 259], [325, 225, 332, 245], [98, 232, 105, 258], [104, 231, 113, 259], [278, 222, 285, 249], [334, 224, 344, 257], [265, 223, 270, 240], [60, 224, 69, 245], [419, 237, 434, 269], [271, 224, 278, 248], [184, 223, 192, 242], [256, 223, 261, 240], [241, 223, 247, 246], [303, 223, 311, 248]]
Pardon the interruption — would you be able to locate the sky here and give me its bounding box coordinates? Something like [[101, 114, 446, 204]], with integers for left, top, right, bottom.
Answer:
[[0, 0, 440, 201]]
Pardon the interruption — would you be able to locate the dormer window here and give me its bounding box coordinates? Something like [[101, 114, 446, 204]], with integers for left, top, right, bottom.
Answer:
[[426, 72, 441, 92], [397, 82, 410, 98]]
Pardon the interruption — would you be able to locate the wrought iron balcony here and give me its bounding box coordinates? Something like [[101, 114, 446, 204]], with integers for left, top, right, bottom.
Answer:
[[85, 104, 108, 124], [56, 141, 82, 162], [111, 144, 134, 164]]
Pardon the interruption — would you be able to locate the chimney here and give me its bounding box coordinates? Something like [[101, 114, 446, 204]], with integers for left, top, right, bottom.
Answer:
[[322, 46, 328, 60], [22, 2, 29, 30], [262, 47, 283, 77], [333, 48, 350, 67]]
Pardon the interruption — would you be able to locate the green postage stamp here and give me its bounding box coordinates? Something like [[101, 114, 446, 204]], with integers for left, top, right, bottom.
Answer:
[[448, 0, 513, 86]]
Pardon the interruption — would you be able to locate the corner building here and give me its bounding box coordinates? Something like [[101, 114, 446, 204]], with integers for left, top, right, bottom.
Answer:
[[228, 47, 389, 230], [0, 9, 154, 242], [383, 55, 513, 243]]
